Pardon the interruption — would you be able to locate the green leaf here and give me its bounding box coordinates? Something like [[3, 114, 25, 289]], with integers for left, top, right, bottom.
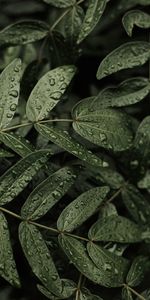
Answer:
[[0, 59, 22, 129], [37, 285, 59, 300], [64, 5, 84, 43], [96, 41, 150, 80], [0, 212, 20, 287], [72, 105, 133, 152], [138, 171, 150, 190], [57, 186, 110, 232], [88, 215, 143, 243], [95, 168, 125, 189], [0, 131, 34, 157], [59, 234, 127, 287], [122, 10, 150, 36], [35, 123, 109, 168], [0, 150, 51, 206], [0, 20, 49, 46], [21, 167, 77, 221], [91, 77, 150, 108], [19, 222, 62, 296], [126, 256, 149, 287], [77, 0, 107, 44], [38, 279, 76, 299], [99, 203, 118, 219], [87, 243, 129, 287], [42, 0, 75, 8], [0, 149, 14, 158], [26, 65, 76, 122], [121, 184, 150, 225], [133, 116, 150, 167], [80, 288, 104, 300], [122, 287, 133, 300], [138, 289, 150, 300]]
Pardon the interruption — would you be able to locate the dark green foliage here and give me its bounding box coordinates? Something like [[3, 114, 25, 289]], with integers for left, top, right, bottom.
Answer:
[[0, 1, 150, 300]]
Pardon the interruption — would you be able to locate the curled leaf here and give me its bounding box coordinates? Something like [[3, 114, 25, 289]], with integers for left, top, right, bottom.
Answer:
[[96, 41, 150, 79], [122, 10, 150, 36]]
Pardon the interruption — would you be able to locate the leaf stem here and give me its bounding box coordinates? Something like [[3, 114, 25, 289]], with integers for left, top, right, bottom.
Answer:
[[39, 118, 73, 124], [65, 232, 89, 242], [0, 207, 22, 220], [107, 182, 128, 204], [50, 8, 72, 32], [107, 187, 122, 203], [75, 273, 83, 300], [123, 284, 146, 300], [0, 207, 90, 242], [1, 122, 32, 132], [0, 118, 74, 132], [77, 0, 85, 5], [29, 220, 59, 234]]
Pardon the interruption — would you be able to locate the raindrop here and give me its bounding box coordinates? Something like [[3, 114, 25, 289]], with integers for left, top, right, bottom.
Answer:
[[7, 113, 13, 118], [103, 263, 112, 271], [10, 103, 17, 111], [9, 90, 18, 97]]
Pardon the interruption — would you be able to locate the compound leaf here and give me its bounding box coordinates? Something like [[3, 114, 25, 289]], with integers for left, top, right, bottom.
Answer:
[[57, 186, 110, 232], [26, 65, 76, 122], [88, 215, 143, 243], [0, 212, 20, 287], [21, 167, 77, 221], [0, 131, 34, 157], [0, 150, 51, 206], [77, 0, 107, 44], [0, 20, 49, 46], [122, 10, 150, 36], [59, 234, 127, 287], [35, 123, 108, 168], [19, 222, 62, 296], [0, 59, 22, 129], [96, 41, 150, 79], [87, 242, 129, 287], [72, 106, 133, 152]]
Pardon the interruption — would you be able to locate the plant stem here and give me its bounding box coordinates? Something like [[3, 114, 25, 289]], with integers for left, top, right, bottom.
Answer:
[[40, 118, 73, 124], [29, 220, 59, 234], [77, 0, 85, 5], [0, 207, 22, 220], [50, 8, 72, 32], [123, 284, 146, 300], [66, 232, 89, 242], [107, 182, 128, 204], [1, 122, 32, 132], [0, 118, 73, 133], [75, 273, 83, 300], [0, 206, 90, 242]]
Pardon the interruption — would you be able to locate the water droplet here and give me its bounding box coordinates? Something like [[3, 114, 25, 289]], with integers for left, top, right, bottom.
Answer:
[[103, 263, 112, 271], [10, 103, 17, 111], [7, 113, 13, 118], [9, 90, 18, 97]]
